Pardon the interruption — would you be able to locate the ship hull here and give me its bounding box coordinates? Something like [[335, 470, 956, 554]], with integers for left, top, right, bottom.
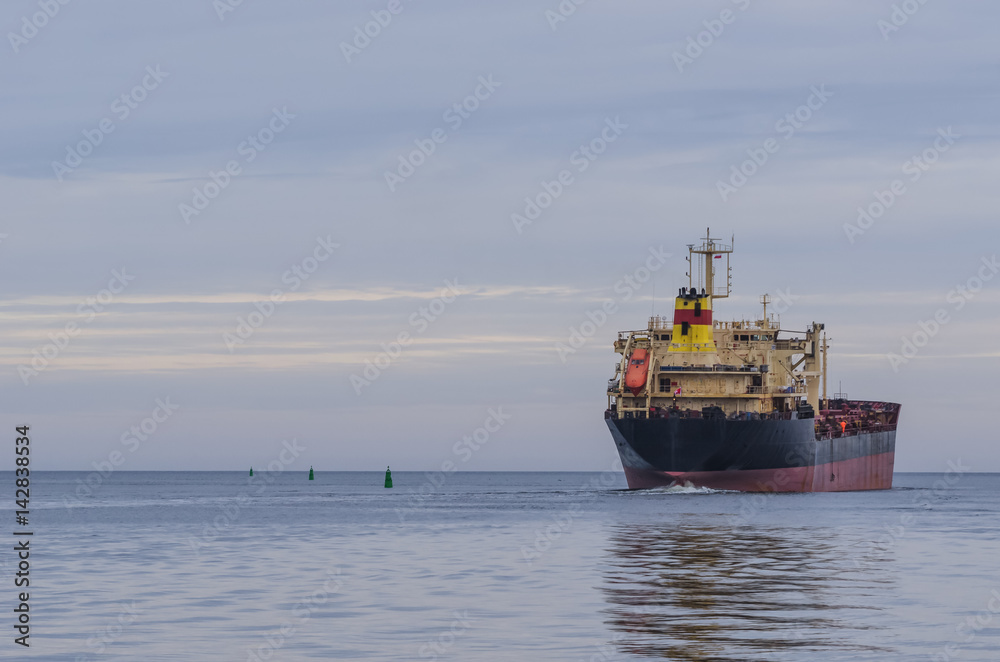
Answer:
[[607, 416, 896, 492]]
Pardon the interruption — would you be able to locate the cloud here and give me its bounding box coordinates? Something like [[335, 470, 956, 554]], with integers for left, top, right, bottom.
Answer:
[[1, 0, 998, 469]]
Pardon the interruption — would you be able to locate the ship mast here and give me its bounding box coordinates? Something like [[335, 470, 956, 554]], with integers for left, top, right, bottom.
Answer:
[[686, 227, 733, 298], [822, 331, 828, 403]]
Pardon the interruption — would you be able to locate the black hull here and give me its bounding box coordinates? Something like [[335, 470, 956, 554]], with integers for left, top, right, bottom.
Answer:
[[607, 409, 898, 492]]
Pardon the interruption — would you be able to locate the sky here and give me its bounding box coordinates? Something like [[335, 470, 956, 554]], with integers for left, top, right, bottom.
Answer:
[[1, 0, 998, 472]]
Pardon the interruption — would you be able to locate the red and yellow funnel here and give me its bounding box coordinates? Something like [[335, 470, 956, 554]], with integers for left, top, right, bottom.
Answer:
[[668, 288, 718, 363]]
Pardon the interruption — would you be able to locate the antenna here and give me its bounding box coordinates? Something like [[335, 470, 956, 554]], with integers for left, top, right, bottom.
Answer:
[[686, 228, 734, 298]]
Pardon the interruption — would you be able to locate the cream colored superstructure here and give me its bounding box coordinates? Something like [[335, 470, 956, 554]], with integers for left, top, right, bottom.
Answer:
[[607, 231, 827, 420]]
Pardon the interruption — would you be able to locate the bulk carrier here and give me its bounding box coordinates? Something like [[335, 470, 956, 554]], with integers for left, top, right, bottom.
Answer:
[[606, 231, 900, 492]]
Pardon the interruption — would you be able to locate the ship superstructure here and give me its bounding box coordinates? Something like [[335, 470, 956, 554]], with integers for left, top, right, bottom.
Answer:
[[606, 230, 900, 492]]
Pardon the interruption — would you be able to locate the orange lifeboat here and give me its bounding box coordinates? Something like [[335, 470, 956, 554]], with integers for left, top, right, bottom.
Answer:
[[624, 348, 649, 396]]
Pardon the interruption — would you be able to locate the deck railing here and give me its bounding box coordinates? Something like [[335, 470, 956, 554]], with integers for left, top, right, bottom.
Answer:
[[659, 364, 766, 373], [813, 422, 897, 439]]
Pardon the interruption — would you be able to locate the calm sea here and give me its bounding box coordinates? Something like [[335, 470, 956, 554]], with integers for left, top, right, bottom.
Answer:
[[6, 471, 999, 661]]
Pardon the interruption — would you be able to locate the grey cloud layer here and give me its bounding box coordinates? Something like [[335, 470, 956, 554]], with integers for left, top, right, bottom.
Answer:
[[2, 0, 998, 470]]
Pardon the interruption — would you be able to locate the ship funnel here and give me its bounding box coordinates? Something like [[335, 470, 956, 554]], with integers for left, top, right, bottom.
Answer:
[[665, 289, 718, 365]]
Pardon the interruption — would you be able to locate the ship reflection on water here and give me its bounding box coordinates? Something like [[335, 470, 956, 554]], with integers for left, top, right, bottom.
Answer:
[[600, 523, 893, 660]]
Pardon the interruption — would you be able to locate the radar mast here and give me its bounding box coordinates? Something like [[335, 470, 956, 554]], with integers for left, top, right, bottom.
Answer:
[[685, 227, 733, 299]]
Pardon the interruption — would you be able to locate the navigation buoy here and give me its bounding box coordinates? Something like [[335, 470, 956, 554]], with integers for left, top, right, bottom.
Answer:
[[249, 467, 253, 477], [384, 466, 393, 489], [309, 466, 314, 481]]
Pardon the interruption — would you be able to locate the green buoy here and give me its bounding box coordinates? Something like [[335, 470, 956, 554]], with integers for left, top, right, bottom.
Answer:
[[309, 466, 314, 481], [249, 467, 253, 477], [384, 466, 393, 489]]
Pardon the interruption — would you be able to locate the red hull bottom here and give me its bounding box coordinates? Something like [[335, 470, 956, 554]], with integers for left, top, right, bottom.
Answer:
[[622, 451, 895, 492]]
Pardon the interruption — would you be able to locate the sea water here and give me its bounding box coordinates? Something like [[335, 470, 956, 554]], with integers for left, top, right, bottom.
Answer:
[[8, 471, 999, 661]]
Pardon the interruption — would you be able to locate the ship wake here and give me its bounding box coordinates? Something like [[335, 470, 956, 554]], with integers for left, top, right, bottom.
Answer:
[[647, 482, 736, 495]]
